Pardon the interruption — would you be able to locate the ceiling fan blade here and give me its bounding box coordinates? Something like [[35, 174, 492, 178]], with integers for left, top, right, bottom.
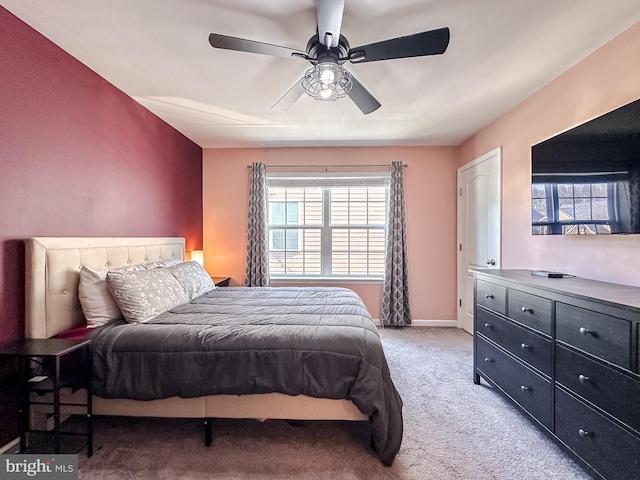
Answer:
[[348, 27, 450, 63], [348, 75, 381, 115], [209, 33, 307, 60], [316, 0, 345, 48], [272, 78, 305, 111]]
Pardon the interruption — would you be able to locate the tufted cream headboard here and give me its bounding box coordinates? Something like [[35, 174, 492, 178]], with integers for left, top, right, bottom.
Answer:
[[25, 237, 185, 339]]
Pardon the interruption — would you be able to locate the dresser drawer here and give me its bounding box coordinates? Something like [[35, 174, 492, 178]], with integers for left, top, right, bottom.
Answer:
[[507, 289, 552, 335], [556, 345, 640, 435], [476, 337, 552, 429], [555, 388, 640, 480], [477, 280, 506, 315], [477, 308, 552, 376], [556, 303, 631, 370]]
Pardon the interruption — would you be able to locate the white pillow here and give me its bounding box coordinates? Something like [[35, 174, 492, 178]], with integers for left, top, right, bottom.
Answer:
[[106, 267, 190, 323], [168, 261, 216, 300], [78, 266, 122, 328], [78, 260, 183, 328]]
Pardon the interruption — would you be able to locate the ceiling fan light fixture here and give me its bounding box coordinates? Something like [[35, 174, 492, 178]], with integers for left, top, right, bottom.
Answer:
[[302, 62, 352, 102]]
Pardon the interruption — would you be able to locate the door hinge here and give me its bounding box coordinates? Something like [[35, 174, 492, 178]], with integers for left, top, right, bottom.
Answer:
[[459, 187, 462, 196], [459, 243, 462, 252], [459, 299, 462, 307]]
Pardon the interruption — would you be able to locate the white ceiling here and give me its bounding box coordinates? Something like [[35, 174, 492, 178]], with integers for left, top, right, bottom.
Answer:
[[3, 1, 640, 148]]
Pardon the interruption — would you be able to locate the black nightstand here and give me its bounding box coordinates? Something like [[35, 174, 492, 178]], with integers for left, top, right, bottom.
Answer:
[[212, 276, 231, 287], [0, 338, 93, 456]]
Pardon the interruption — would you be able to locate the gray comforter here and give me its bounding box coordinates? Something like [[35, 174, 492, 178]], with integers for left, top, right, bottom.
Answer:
[[91, 286, 403, 464]]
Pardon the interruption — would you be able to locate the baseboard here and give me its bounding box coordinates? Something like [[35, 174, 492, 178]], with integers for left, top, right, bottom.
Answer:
[[411, 320, 458, 327], [0, 437, 18, 454], [372, 319, 458, 327]]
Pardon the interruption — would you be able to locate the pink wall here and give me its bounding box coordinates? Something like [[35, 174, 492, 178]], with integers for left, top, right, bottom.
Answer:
[[458, 21, 640, 287], [0, 6, 203, 347], [203, 146, 458, 321]]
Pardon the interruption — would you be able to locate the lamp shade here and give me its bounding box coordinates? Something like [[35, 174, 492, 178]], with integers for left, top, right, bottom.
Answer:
[[189, 250, 204, 266]]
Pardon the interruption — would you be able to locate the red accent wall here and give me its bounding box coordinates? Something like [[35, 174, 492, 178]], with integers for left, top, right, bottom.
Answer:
[[0, 7, 203, 444], [0, 6, 203, 345]]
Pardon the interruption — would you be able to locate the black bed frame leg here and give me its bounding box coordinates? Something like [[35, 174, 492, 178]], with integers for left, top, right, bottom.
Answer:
[[204, 418, 212, 447], [370, 433, 376, 452]]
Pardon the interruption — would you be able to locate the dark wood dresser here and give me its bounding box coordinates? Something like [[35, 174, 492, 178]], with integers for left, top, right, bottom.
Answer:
[[472, 269, 640, 480]]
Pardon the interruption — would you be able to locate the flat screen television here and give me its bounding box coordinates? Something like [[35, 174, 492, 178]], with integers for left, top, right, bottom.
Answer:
[[531, 98, 640, 235]]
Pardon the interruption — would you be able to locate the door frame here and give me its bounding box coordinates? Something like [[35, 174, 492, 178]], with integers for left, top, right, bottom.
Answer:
[[456, 147, 503, 329]]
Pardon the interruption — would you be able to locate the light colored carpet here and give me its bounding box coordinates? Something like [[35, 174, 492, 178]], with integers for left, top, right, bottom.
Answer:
[[75, 328, 589, 479]]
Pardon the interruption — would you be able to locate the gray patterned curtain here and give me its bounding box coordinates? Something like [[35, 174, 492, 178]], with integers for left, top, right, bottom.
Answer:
[[381, 162, 411, 327], [244, 162, 270, 287]]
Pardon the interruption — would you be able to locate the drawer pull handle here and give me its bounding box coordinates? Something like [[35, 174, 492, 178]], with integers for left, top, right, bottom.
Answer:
[[520, 385, 530, 392], [578, 428, 592, 438], [521, 307, 533, 313], [484, 357, 493, 363], [520, 343, 529, 350], [484, 322, 492, 329], [579, 327, 592, 336], [485, 294, 494, 299], [578, 374, 590, 383]]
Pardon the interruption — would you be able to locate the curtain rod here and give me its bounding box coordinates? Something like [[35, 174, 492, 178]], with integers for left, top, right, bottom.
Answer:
[[247, 163, 408, 169]]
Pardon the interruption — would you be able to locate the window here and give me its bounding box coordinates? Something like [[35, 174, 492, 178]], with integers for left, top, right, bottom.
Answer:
[[269, 202, 300, 251], [267, 174, 389, 278], [532, 182, 617, 234]]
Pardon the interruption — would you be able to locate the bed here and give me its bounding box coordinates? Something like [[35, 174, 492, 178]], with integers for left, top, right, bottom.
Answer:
[[24, 237, 403, 465]]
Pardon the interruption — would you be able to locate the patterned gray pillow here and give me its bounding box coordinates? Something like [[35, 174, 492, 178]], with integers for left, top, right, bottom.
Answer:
[[168, 261, 215, 300], [79, 262, 159, 327], [143, 259, 183, 269], [106, 267, 189, 323]]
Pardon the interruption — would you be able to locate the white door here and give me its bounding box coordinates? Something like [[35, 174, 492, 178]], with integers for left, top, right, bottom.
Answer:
[[457, 147, 502, 334]]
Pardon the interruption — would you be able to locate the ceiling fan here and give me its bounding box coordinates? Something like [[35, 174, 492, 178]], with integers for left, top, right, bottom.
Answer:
[[208, 0, 450, 115]]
